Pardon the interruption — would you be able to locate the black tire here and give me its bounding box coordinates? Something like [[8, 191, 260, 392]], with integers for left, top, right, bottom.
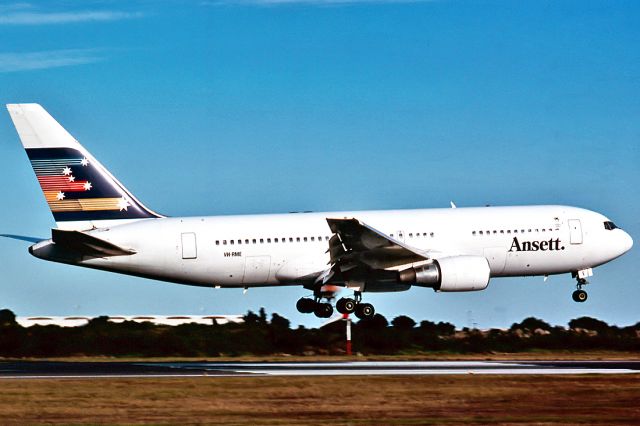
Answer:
[[575, 289, 588, 303], [355, 303, 375, 319], [572, 290, 579, 302], [296, 298, 315, 314], [314, 303, 333, 318], [336, 298, 356, 314]]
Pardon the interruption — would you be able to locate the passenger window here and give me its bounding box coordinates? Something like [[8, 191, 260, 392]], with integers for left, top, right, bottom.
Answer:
[[245, 239, 249, 244], [290, 237, 294, 242], [430, 232, 434, 237], [500, 230, 504, 234], [304, 237, 308, 242], [267, 238, 271, 243], [274, 238, 278, 243], [223, 240, 227, 245], [296, 237, 300, 242], [260, 238, 264, 243], [237, 240, 242, 245], [215, 241, 219, 245], [252, 239, 257, 244], [472, 231, 476, 235], [409, 233, 413, 238], [311, 237, 315, 241]]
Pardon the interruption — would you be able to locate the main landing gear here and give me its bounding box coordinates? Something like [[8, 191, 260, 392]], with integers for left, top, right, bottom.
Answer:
[[336, 291, 375, 320], [296, 297, 333, 318], [296, 291, 376, 320]]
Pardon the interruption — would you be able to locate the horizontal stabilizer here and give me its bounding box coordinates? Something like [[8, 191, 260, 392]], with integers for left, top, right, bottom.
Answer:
[[52, 229, 135, 257], [0, 234, 45, 243]]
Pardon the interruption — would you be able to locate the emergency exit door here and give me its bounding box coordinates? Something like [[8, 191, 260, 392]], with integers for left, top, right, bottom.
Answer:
[[568, 219, 583, 244]]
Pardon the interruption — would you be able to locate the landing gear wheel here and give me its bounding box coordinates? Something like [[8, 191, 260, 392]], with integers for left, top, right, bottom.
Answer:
[[296, 298, 316, 314], [355, 303, 375, 320], [336, 298, 356, 314], [314, 302, 334, 318], [572, 289, 588, 303]]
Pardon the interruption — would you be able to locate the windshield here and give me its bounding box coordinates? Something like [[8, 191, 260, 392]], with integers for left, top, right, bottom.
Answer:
[[604, 221, 618, 230]]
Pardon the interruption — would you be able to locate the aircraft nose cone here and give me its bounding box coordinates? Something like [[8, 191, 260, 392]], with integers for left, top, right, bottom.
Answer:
[[621, 231, 633, 253]]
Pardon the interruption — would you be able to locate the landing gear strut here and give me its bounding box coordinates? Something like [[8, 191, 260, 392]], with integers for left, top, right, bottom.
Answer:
[[572, 277, 588, 303]]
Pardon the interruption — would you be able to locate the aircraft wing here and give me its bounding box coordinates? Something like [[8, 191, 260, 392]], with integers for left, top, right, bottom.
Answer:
[[326, 218, 429, 272]]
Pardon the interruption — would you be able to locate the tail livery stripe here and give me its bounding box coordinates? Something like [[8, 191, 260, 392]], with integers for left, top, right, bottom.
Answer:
[[48, 198, 127, 212], [26, 147, 159, 221]]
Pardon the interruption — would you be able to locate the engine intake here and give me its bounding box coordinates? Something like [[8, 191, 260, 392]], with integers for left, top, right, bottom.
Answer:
[[398, 255, 490, 292]]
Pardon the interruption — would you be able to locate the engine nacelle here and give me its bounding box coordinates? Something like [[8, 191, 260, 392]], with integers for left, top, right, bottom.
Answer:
[[398, 255, 490, 292]]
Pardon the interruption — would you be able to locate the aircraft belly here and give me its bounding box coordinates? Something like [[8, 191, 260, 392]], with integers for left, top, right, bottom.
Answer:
[[503, 250, 574, 276]]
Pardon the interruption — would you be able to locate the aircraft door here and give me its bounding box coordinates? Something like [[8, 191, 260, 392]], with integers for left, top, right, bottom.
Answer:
[[568, 219, 583, 244], [243, 256, 271, 284], [181, 232, 197, 259]]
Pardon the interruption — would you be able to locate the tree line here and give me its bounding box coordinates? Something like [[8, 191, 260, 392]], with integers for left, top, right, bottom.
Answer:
[[0, 308, 638, 357]]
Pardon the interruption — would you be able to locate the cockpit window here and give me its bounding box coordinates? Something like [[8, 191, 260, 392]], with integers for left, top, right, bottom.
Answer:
[[604, 221, 618, 230]]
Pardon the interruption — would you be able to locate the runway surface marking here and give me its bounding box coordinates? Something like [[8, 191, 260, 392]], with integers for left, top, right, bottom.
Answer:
[[0, 360, 639, 379]]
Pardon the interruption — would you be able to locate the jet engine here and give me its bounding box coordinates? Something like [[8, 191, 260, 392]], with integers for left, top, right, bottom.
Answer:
[[398, 255, 490, 292]]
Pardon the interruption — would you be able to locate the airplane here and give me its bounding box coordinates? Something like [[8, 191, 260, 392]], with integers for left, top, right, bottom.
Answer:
[[4, 103, 633, 319]]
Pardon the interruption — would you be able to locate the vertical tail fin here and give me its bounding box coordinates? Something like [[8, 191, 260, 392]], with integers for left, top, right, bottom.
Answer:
[[7, 104, 161, 230]]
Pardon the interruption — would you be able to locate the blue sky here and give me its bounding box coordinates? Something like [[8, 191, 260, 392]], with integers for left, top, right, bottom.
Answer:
[[1, 0, 638, 329]]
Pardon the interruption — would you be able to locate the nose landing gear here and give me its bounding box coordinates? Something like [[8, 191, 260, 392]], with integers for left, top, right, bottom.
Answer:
[[571, 277, 588, 303]]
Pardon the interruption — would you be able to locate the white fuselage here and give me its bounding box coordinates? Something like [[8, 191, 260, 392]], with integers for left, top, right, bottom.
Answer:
[[30, 205, 633, 290]]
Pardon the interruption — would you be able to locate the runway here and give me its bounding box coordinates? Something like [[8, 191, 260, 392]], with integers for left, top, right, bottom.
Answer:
[[0, 360, 639, 378]]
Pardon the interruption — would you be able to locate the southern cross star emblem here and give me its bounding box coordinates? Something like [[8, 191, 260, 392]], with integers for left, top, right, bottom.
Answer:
[[81, 157, 89, 167], [62, 166, 72, 176], [56, 191, 65, 200], [68, 176, 76, 182], [117, 197, 130, 211], [83, 182, 92, 191]]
